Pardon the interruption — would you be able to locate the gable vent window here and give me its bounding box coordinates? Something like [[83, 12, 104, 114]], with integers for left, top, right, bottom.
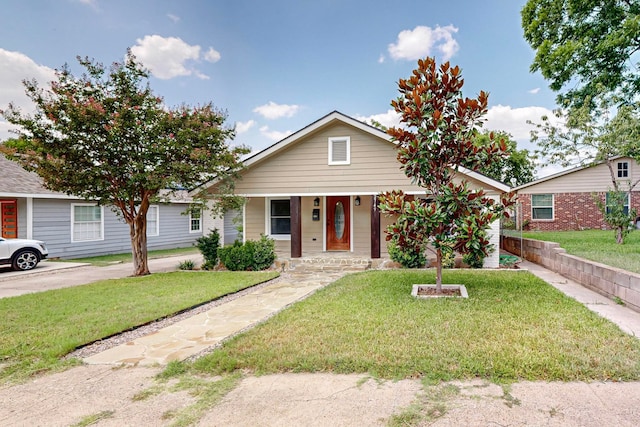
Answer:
[[328, 137, 350, 165], [618, 162, 629, 178]]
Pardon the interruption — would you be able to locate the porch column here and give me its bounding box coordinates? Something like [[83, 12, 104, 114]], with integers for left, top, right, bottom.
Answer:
[[290, 196, 302, 258], [370, 195, 380, 258]]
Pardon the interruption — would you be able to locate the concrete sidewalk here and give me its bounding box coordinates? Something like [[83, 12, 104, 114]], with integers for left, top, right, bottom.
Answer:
[[521, 259, 640, 337]]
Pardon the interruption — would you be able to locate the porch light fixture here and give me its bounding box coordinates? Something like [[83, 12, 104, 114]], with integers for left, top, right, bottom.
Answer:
[[355, 196, 361, 206], [314, 197, 320, 206]]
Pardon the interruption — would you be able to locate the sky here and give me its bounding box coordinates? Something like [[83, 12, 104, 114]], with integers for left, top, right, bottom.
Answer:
[[0, 0, 562, 178]]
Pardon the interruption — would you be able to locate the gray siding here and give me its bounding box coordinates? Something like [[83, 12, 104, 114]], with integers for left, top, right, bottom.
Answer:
[[31, 199, 201, 259], [223, 209, 240, 245]]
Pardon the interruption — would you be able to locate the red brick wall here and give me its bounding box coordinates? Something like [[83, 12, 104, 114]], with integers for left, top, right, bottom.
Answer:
[[518, 192, 640, 231]]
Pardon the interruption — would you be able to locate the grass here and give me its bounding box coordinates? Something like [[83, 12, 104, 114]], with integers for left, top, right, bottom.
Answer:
[[0, 270, 278, 384], [70, 410, 115, 427], [522, 229, 640, 273], [186, 270, 640, 383], [56, 246, 200, 266]]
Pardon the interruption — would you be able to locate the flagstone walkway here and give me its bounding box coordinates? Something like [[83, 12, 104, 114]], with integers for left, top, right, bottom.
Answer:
[[83, 268, 352, 366]]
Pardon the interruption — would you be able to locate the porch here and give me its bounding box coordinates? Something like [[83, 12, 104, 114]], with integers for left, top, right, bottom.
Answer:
[[239, 195, 395, 260]]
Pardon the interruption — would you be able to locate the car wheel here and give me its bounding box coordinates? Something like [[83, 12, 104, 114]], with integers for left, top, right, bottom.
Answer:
[[12, 249, 40, 271]]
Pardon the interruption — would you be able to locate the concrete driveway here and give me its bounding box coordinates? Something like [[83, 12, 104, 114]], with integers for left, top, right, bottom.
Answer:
[[0, 253, 203, 298]]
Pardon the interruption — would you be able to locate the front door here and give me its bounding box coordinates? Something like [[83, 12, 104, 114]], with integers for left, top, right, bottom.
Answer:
[[326, 196, 350, 251], [1, 200, 18, 238]]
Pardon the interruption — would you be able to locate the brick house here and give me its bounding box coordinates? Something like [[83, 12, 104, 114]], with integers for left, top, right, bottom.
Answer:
[[514, 157, 640, 231]]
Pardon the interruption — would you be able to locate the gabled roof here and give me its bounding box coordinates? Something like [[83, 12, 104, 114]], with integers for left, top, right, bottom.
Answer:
[[242, 110, 391, 168], [198, 110, 510, 194], [0, 154, 73, 199], [513, 156, 627, 191]]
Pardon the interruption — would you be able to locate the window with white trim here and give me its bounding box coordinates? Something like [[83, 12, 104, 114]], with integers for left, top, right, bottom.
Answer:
[[269, 199, 291, 238], [147, 205, 159, 237], [617, 162, 629, 178], [606, 192, 630, 215], [71, 204, 103, 242], [531, 194, 553, 220], [328, 136, 350, 165], [189, 208, 202, 233]]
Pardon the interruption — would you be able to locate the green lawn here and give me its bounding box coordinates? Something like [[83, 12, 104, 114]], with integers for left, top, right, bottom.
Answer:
[[57, 246, 200, 266], [0, 271, 278, 384], [189, 270, 640, 383], [522, 229, 640, 273]]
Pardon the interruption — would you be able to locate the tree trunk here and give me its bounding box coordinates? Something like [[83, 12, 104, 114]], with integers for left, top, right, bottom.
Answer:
[[435, 247, 443, 294], [130, 213, 150, 276], [616, 226, 624, 245]]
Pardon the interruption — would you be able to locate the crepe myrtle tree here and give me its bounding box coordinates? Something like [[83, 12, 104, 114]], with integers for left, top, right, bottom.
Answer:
[[378, 57, 515, 292], [1, 51, 249, 276]]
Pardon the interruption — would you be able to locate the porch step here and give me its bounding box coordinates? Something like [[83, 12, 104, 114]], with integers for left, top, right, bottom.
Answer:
[[277, 257, 373, 273]]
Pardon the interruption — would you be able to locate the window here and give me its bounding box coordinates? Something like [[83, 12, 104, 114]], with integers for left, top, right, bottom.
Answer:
[[606, 192, 630, 215], [328, 136, 350, 165], [147, 206, 159, 237], [531, 194, 553, 220], [72, 204, 103, 242], [189, 208, 202, 233], [618, 162, 629, 178], [269, 199, 291, 237]]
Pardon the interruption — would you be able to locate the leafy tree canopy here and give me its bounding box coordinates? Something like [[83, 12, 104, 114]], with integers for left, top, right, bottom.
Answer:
[[474, 130, 536, 186], [1, 51, 249, 275], [522, 0, 640, 111]]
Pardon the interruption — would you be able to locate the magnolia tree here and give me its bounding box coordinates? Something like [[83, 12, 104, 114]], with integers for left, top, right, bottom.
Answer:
[[1, 51, 248, 276], [379, 57, 515, 292]]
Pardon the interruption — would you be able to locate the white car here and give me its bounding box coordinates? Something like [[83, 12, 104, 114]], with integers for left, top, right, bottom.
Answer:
[[0, 237, 49, 271]]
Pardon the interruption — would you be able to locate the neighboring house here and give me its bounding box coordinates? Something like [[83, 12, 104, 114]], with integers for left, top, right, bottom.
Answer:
[[0, 155, 203, 258], [515, 157, 640, 231], [199, 111, 509, 267]]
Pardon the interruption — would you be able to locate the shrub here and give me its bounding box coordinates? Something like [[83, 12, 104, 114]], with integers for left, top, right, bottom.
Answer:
[[196, 229, 221, 270], [178, 259, 195, 270], [387, 238, 426, 268], [462, 252, 485, 269], [218, 235, 276, 271], [252, 234, 276, 270], [441, 249, 456, 269]]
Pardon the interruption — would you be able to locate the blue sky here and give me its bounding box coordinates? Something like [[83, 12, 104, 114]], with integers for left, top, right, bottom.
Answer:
[[0, 0, 561, 177]]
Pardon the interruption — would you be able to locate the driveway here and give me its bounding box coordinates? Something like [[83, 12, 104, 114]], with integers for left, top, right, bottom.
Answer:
[[0, 253, 203, 298]]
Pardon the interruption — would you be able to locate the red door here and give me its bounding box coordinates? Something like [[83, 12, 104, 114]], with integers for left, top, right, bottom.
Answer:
[[326, 196, 350, 251], [1, 200, 18, 238]]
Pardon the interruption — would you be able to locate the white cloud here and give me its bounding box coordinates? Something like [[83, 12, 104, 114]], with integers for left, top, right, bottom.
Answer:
[[528, 87, 540, 94], [253, 102, 300, 120], [388, 25, 459, 62], [484, 104, 556, 146], [378, 54, 385, 64], [355, 109, 401, 130], [204, 47, 221, 63], [130, 35, 220, 80], [0, 49, 57, 140], [167, 13, 180, 23], [77, 0, 99, 9], [236, 120, 256, 134], [259, 125, 292, 141]]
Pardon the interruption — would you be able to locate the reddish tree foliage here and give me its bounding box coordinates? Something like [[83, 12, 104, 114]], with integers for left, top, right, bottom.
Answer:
[[379, 57, 515, 291]]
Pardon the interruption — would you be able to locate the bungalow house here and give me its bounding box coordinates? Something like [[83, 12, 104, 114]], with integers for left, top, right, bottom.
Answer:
[[0, 154, 204, 258], [514, 157, 640, 231], [201, 111, 509, 267]]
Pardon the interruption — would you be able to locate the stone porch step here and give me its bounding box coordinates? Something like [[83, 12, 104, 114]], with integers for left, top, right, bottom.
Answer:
[[277, 257, 374, 273]]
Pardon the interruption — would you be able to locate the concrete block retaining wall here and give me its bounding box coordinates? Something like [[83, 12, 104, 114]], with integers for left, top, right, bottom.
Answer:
[[501, 235, 640, 312]]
